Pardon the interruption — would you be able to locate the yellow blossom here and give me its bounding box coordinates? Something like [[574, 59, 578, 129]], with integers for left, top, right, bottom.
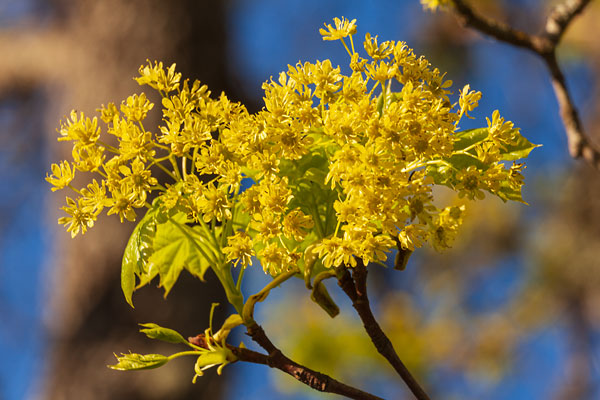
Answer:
[[283, 209, 314, 241], [46, 161, 75, 191], [259, 242, 293, 275], [120, 93, 154, 122], [319, 17, 357, 41], [364, 33, 394, 60], [135, 60, 181, 93], [223, 231, 255, 268], [58, 196, 97, 237], [47, 17, 534, 282]]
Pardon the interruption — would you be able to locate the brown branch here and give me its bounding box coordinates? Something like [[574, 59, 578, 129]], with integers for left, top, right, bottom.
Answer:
[[545, 0, 593, 45], [190, 328, 384, 400], [447, 0, 600, 169], [544, 51, 600, 167], [337, 261, 431, 400], [245, 322, 384, 400], [449, 0, 540, 51]]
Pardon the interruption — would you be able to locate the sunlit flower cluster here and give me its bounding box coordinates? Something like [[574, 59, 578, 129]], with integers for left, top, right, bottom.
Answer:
[[47, 18, 534, 278]]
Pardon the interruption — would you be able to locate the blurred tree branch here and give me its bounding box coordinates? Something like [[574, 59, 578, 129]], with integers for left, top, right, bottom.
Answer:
[[448, 0, 599, 168], [337, 262, 431, 400]]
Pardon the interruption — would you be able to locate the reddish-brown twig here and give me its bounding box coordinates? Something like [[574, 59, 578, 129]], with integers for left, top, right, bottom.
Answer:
[[449, 0, 599, 169], [337, 261, 431, 400], [190, 327, 384, 400]]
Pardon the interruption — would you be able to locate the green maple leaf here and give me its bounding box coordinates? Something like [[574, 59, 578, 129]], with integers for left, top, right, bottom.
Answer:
[[148, 212, 215, 297]]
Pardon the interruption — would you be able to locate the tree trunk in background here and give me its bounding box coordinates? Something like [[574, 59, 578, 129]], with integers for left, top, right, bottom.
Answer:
[[0, 1, 249, 399]]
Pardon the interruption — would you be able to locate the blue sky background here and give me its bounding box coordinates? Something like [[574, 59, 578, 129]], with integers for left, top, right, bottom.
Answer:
[[0, 0, 598, 399]]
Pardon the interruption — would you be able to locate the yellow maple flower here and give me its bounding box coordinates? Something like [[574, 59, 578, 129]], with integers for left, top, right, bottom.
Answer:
[[319, 17, 357, 41], [46, 161, 75, 191]]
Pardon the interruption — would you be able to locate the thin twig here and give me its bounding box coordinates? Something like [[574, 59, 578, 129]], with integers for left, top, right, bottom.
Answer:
[[450, 0, 539, 51], [448, 0, 600, 169], [337, 261, 431, 400], [545, 0, 593, 45], [194, 323, 383, 400]]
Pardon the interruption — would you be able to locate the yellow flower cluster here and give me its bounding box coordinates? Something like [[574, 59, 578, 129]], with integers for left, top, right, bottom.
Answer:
[[47, 18, 533, 278]]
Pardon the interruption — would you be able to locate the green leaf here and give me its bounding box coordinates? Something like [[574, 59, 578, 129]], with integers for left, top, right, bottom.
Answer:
[[500, 131, 540, 161], [109, 353, 168, 371], [148, 214, 214, 297], [304, 167, 327, 186], [121, 205, 159, 307], [192, 347, 235, 382], [446, 153, 487, 170], [453, 127, 489, 151], [454, 127, 539, 161], [139, 323, 187, 344], [496, 181, 527, 204]]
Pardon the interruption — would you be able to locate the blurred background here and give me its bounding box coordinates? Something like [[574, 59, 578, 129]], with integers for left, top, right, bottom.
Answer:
[[1, 0, 599, 399]]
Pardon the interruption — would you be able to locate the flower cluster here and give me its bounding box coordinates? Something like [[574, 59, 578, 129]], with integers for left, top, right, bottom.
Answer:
[[47, 18, 534, 279]]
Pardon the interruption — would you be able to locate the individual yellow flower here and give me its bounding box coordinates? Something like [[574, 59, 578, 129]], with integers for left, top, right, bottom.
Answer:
[[341, 71, 367, 100], [247, 153, 280, 180], [486, 110, 517, 147], [223, 231, 254, 268], [107, 187, 137, 223], [46, 161, 75, 191], [319, 17, 357, 41], [58, 196, 97, 237], [458, 84, 482, 121], [135, 60, 181, 93], [314, 236, 357, 268], [259, 242, 292, 276], [333, 199, 359, 224], [359, 232, 395, 264], [218, 161, 242, 194], [251, 211, 281, 241], [97, 102, 119, 123], [349, 53, 368, 73], [72, 143, 105, 172], [363, 33, 394, 60], [120, 93, 154, 122], [427, 69, 453, 103], [311, 60, 343, 100], [119, 158, 157, 204], [258, 178, 292, 214], [113, 117, 155, 162], [240, 185, 262, 215], [160, 183, 183, 211], [81, 179, 113, 213], [58, 111, 101, 146], [455, 166, 486, 200], [282, 209, 313, 242], [397, 224, 428, 252], [195, 184, 232, 223], [508, 163, 526, 191]]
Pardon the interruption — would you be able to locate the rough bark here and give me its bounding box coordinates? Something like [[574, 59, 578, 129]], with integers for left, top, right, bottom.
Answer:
[[0, 1, 249, 399]]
